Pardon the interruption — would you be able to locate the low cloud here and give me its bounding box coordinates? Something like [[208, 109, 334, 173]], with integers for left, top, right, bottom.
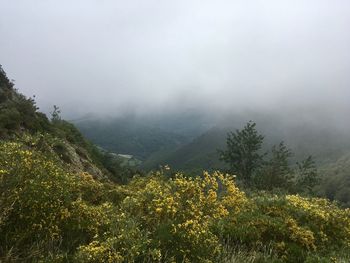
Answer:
[[1, 0, 349, 123]]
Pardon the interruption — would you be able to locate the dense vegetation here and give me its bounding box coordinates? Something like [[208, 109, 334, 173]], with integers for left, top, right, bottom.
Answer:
[[318, 154, 350, 207], [1, 66, 350, 262], [219, 121, 319, 194], [1, 138, 349, 262], [79, 117, 350, 206]]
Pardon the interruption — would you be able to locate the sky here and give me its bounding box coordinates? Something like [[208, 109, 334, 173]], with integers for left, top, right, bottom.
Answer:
[[1, 0, 350, 120]]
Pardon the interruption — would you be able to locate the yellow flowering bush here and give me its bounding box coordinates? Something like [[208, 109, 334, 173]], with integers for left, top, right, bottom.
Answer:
[[0, 141, 75, 240], [78, 171, 247, 262], [0, 139, 113, 261], [216, 193, 350, 262], [76, 211, 154, 262], [286, 195, 350, 249]]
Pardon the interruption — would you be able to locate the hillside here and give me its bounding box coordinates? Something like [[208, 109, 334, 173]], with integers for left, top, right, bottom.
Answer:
[[1, 66, 350, 262], [141, 120, 350, 172], [74, 110, 350, 175], [141, 127, 228, 172], [0, 65, 132, 183], [0, 66, 51, 138], [75, 117, 189, 160]]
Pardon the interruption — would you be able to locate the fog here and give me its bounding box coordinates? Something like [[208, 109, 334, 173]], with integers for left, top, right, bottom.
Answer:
[[1, 0, 350, 123]]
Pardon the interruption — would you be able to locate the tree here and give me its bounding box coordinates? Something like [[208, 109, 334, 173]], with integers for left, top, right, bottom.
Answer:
[[50, 105, 61, 122], [219, 121, 265, 183], [295, 155, 319, 194], [255, 141, 294, 191]]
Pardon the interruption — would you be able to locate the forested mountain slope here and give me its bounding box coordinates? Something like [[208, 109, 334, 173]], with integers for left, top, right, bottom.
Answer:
[[141, 121, 350, 173], [75, 110, 350, 174], [75, 117, 189, 160], [141, 127, 228, 172]]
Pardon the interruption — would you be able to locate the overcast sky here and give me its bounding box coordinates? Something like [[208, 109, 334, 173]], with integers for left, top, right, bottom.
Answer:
[[1, 0, 350, 119]]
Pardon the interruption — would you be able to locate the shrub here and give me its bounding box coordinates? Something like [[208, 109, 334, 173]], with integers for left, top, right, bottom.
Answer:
[[216, 193, 350, 262], [78, 171, 247, 262], [0, 139, 113, 261]]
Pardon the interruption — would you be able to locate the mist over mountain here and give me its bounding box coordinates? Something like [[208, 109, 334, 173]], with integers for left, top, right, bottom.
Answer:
[[74, 109, 350, 173], [1, 0, 350, 122]]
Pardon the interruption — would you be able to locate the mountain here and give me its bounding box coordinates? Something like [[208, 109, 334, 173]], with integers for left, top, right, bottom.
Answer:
[[73, 108, 350, 174], [75, 117, 189, 160], [140, 117, 350, 172], [141, 127, 228, 172]]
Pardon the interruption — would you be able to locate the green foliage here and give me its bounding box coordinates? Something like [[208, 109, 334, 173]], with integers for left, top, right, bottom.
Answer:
[[51, 105, 62, 122], [255, 142, 294, 191], [220, 122, 320, 194], [0, 65, 14, 103], [216, 193, 350, 262], [99, 152, 140, 184], [295, 156, 319, 195], [0, 138, 349, 262], [0, 65, 51, 138], [220, 121, 265, 183], [318, 153, 350, 207]]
